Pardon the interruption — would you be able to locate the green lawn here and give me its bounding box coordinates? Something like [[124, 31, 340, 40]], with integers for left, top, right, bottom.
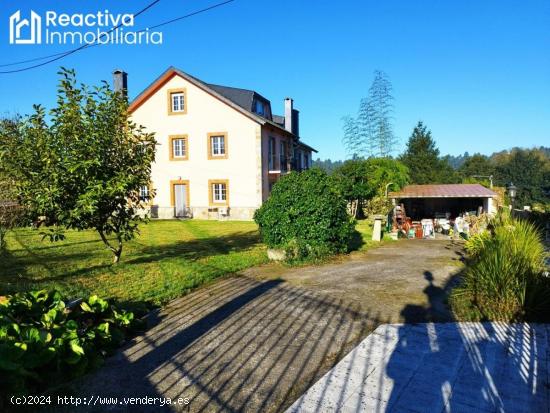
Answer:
[[354, 219, 393, 250], [1, 220, 267, 306], [0, 219, 381, 307]]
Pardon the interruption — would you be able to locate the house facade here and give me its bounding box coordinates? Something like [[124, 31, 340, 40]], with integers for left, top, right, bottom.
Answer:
[[124, 67, 316, 220]]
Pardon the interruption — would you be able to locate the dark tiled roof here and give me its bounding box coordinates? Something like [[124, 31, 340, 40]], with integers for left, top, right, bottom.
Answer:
[[206, 84, 255, 113], [272, 114, 285, 126], [389, 184, 496, 198]]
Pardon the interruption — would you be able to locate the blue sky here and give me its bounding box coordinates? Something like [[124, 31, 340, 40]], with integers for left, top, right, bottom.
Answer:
[[1, 0, 549, 160]]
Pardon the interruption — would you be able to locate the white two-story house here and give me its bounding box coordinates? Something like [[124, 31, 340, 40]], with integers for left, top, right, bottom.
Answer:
[[119, 67, 316, 220]]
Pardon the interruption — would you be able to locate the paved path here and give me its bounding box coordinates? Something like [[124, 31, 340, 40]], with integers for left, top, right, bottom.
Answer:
[[77, 277, 374, 412], [287, 323, 550, 413]]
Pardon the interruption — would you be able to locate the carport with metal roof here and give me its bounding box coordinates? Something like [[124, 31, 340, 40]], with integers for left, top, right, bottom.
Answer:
[[389, 184, 497, 220]]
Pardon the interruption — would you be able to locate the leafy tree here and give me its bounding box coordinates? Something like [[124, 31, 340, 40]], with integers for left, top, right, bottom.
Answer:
[[445, 151, 470, 169], [367, 70, 398, 157], [437, 156, 461, 183], [0, 69, 156, 263], [459, 154, 494, 178], [332, 158, 409, 217], [458, 153, 495, 187], [341, 115, 362, 158], [0, 117, 23, 251], [493, 149, 550, 207], [400, 121, 439, 184], [364, 158, 409, 194], [342, 70, 398, 158], [332, 160, 371, 217], [0, 177, 21, 251], [362, 158, 410, 217], [400, 121, 459, 184], [254, 168, 354, 260]]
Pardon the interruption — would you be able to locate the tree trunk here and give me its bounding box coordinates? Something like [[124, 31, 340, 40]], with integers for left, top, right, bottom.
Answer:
[[352, 200, 359, 218], [98, 230, 123, 264], [113, 247, 122, 264], [0, 227, 6, 251]]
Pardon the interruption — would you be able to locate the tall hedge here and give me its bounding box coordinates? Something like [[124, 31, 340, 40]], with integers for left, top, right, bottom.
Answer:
[[254, 168, 354, 259]]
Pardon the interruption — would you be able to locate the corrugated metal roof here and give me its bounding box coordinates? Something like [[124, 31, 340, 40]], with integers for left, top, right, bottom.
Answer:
[[389, 184, 496, 198]]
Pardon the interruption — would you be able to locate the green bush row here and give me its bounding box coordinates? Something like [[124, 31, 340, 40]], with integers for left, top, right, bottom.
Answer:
[[0, 290, 142, 401]]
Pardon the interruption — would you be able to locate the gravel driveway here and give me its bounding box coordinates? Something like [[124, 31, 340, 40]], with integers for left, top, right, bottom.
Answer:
[[244, 239, 465, 323]]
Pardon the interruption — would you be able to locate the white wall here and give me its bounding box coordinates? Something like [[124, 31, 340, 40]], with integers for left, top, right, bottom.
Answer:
[[131, 74, 263, 216], [484, 197, 497, 215]]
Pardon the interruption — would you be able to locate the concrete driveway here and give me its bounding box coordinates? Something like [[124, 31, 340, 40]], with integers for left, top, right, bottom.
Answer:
[[288, 322, 549, 413], [76, 240, 465, 412]]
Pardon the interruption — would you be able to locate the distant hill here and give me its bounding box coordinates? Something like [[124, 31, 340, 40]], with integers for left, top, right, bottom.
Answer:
[[444, 152, 470, 169], [312, 158, 344, 174], [444, 146, 550, 170]]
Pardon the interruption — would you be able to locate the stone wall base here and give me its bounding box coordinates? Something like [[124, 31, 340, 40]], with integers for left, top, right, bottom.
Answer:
[[146, 206, 257, 221]]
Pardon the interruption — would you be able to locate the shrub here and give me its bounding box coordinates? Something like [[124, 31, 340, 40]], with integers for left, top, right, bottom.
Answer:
[[254, 168, 355, 260], [0, 290, 142, 402], [463, 230, 491, 258], [451, 213, 550, 321]]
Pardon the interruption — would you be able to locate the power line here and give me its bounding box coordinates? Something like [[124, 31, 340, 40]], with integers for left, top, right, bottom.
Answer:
[[0, 0, 235, 74], [146, 0, 234, 30], [0, 50, 68, 68]]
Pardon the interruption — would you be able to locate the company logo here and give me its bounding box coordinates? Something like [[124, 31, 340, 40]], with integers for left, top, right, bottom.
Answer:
[[9, 10, 42, 44], [8, 9, 162, 46]]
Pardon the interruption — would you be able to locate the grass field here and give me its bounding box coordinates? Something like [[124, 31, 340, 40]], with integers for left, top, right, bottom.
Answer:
[[1, 219, 380, 307], [1, 220, 267, 306], [354, 219, 393, 250]]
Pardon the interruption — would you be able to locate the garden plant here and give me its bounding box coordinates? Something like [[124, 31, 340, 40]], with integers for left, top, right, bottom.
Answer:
[[254, 168, 355, 260], [0, 289, 142, 406], [451, 212, 550, 321]]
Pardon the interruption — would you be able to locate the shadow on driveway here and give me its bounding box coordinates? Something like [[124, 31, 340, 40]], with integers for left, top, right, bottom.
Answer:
[[75, 276, 387, 412], [287, 272, 549, 413]]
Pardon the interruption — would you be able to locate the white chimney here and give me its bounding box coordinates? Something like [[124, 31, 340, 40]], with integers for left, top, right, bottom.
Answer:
[[284, 97, 293, 133]]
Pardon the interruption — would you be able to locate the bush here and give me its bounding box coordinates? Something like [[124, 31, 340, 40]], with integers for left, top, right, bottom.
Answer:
[[0, 290, 142, 401], [463, 230, 491, 258], [451, 213, 550, 321], [254, 168, 355, 260]]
